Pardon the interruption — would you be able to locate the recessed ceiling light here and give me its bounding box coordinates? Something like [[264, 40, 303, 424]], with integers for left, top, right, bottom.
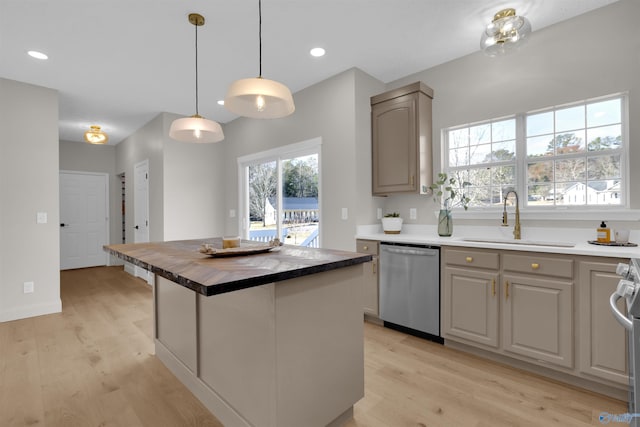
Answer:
[[310, 47, 325, 57], [217, 100, 225, 106], [27, 50, 48, 60]]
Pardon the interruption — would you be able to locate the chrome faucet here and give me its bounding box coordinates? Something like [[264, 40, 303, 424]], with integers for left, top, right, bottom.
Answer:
[[502, 191, 521, 240]]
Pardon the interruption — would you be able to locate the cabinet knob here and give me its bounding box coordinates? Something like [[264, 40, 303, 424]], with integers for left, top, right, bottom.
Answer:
[[531, 263, 540, 270], [466, 256, 473, 263], [363, 245, 368, 251]]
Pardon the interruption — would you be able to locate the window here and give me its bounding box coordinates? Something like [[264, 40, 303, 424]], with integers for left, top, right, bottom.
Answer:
[[443, 94, 626, 209], [238, 139, 321, 247]]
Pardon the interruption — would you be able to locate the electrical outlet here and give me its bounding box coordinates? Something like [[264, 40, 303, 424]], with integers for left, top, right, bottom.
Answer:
[[229, 209, 236, 218], [341, 208, 348, 220], [377, 208, 382, 220], [23, 281, 34, 294], [409, 208, 417, 220]]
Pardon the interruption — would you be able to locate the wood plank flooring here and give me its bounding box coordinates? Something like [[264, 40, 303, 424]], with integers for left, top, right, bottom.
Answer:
[[0, 266, 627, 426]]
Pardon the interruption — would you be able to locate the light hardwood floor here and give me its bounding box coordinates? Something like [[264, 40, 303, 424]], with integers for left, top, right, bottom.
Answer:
[[0, 266, 627, 426]]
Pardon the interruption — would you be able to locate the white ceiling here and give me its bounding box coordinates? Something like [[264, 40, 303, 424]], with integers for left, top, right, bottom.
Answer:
[[1, 0, 619, 145]]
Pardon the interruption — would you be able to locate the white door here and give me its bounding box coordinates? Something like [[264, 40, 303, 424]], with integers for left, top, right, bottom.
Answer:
[[133, 160, 150, 281], [60, 172, 108, 270]]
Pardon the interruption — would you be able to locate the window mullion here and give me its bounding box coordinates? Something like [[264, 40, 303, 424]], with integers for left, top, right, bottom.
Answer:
[[276, 158, 284, 242], [515, 114, 527, 204]]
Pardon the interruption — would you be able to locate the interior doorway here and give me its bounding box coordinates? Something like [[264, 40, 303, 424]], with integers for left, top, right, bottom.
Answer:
[[133, 160, 150, 282], [59, 171, 109, 270]]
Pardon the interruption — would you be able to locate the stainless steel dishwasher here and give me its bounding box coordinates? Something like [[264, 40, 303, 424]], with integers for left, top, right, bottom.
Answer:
[[379, 242, 441, 342]]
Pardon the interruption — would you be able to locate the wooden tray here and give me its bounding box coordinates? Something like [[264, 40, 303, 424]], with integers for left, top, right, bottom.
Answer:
[[199, 243, 280, 257], [587, 240, 637, 247]]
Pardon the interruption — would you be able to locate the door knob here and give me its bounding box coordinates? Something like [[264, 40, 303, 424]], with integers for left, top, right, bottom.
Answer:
[[60, 223, 66, 227], [134, 225, 139, 229]]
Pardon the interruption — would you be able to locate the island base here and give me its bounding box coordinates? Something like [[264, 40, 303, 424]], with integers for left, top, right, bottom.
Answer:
[[153, 264, 365, 427]]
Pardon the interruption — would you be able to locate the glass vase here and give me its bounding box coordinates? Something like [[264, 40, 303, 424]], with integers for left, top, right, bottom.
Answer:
[[438, 209, 453, 237]]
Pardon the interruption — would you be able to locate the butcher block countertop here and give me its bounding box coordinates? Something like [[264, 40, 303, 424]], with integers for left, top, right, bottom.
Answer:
[[105, 238, 372, 296]]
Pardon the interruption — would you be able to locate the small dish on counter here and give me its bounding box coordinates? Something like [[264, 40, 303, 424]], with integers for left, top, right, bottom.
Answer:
[[199, 239, 282, 257]]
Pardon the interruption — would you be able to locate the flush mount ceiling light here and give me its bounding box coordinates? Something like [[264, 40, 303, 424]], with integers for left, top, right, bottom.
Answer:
[[84, 125, 109, 144], [169, 13, 224, 143], [224, 0, 295, 119], [480, 8, 532, 57]]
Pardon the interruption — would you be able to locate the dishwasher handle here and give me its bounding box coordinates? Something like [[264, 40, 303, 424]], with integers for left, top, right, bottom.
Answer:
[[381, 246, 438, 257]]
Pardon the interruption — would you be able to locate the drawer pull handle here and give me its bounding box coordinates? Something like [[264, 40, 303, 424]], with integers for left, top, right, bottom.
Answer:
[[492, 279, 496, 296], [466, 256, 473, 263], [531, 263, 540, 270], [372, 262, 377, 274], [363, 245, 368, 251], [505, 281, 510, 299]]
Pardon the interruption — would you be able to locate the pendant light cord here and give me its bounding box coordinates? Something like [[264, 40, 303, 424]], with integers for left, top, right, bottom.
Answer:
[[195, 20, 200, 116], [258, 0, 262, 78]]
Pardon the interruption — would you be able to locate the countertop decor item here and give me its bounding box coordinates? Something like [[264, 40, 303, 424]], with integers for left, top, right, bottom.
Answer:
[[429, 172, 470, 237], [481, 8, 532, 57], [169, 13, 224, 143], [84, 125, 108, 144], [224, 0, 295, 119], [382, 212, 403, 234], [588, 240, 637, 247]]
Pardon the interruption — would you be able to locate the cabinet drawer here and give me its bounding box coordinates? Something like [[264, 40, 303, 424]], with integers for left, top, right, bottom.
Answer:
[[445, 248, 499, 270], [503, 253, 573, 279], [356, 239, 379, 256]]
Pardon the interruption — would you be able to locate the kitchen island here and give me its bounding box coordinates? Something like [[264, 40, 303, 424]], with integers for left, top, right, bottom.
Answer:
[[105, 238, 371, 427]]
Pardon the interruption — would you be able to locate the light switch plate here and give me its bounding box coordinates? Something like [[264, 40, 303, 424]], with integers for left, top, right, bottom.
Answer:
[[410, 208, 417, 220], [23, 281, 34, 294], [36, 212, 47, 224], [229, 209, 236, 218], [377, 208, 382, 220], [341, 208, 348, 220]]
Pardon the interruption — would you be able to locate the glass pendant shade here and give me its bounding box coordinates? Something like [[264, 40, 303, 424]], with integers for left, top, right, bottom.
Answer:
[[481, 8, 531, 57], [84, 125, 108, 144], [169, 115, 224, 143], [169, 13, 224, 144], [224, 77, 295, 119]]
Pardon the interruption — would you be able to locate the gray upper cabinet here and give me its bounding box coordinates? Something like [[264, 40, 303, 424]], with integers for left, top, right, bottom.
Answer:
[[371, 82, 433, 196]]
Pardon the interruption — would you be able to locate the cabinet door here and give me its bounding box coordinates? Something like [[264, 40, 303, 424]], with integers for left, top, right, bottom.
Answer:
[[442, 267, 499, 348], [372, 93, 417, 195], [363, 257, 379, 317], [579, 260, 628, 385], [502, 274, 573, 368]]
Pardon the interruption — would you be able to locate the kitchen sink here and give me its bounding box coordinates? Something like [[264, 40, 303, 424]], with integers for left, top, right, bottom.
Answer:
[[461, 237, 576, 248]]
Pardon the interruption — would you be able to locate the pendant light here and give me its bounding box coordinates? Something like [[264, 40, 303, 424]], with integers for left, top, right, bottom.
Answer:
[[84, 125, 109, 144], [480, 8, 532, 57], [169, 13, 224, 143], [224, 0, 295, 119]]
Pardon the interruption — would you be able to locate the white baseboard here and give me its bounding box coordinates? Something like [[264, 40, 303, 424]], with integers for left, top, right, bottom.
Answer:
[[0, 299, 62, 323], [124, 262, 136, 276]]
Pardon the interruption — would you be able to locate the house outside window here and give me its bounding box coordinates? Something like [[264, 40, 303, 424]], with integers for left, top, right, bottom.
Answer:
[[443, 94, 627, 210]]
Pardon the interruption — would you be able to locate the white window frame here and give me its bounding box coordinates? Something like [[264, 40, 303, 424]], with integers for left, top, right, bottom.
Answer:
[[237, 137, 322, 245], [443, 93, 634, 221]]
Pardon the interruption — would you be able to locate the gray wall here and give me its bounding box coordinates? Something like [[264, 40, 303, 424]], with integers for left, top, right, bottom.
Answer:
[[382, 0, 640, 232], [161, 113, 226, 241], [221, 68, 385, 251], [0, 78, 61, 322]]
